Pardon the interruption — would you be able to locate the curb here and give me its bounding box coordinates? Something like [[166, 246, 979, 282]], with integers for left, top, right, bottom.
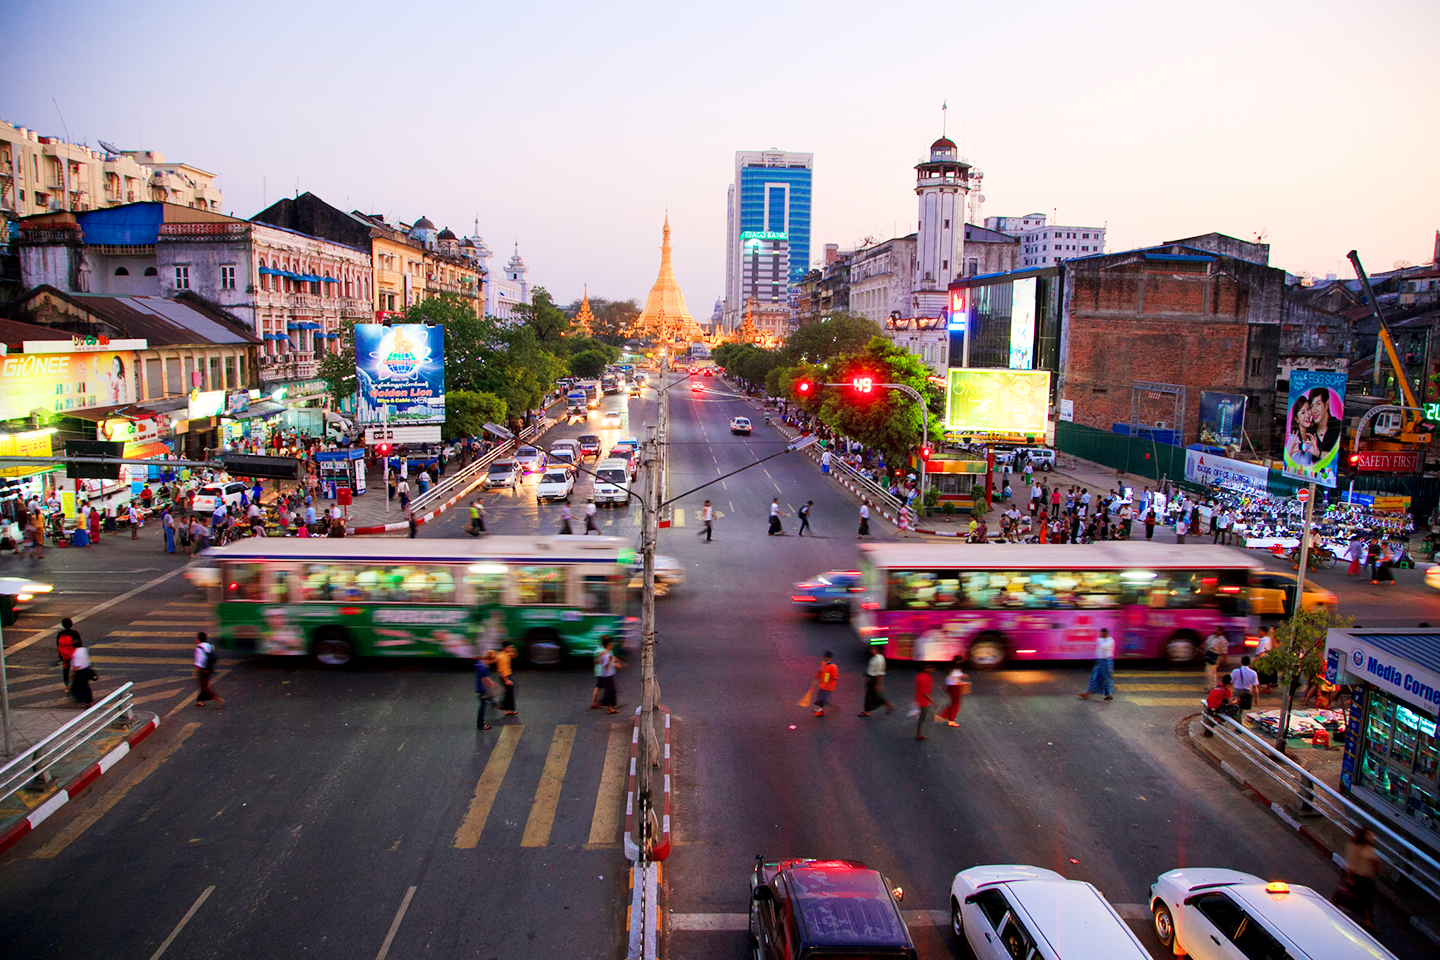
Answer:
[[0, 713, 160, 857], [624, 704, 673, 862]]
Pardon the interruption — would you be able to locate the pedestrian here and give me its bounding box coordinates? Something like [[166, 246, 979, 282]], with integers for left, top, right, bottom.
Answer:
[[194, 631, 225, 708], [812, 651, 838, 717], [1233, 655, 1259, 712], [68, 638, 95, 706], [821, 448, 832, 474], [584, 500, 598, 534], [496, 642, 518, 715], [1255, 627, 1277, 693], [897, 503, 912, 538], [56, 618, 80, 689], [559, 502, 574, 535], [597, 636, 626, 713], [857, 500, 871, 539], [1374, 541, 1395, 585], [938, 656, 967, 726], [128, 502, 142, 540], [1346, 536, 1366, 576], [88, 504, 101, 543], [914, 664, 935, 739], [1203, 626, 1229, 688], [1144, 509, 1156, 541], [1205, 673, 1239, 720], [467, 499, 483, 537], [798, 500, 813, 536], [475, 651, 499, 729], [768, 498, 783, 535], [397, 477, 410, 512], [1078, 628, 1116, 700], [162, 507, 177, 553], [23, 517, 43, 560], [590, 642, 607, 709], [406, 508, 418, 538], [859, 648, 894, 716], [1175, 516, 1188, 544], [699, 500, 713, 542], [1341, 827, 1380, 929]]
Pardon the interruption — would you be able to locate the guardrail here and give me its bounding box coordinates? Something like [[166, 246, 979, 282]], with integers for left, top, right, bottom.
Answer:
[[0, 683, 136, 806], [1203, 709, 1440, 901], [829, 453, 905, 516], [407, 416, 555, 514]]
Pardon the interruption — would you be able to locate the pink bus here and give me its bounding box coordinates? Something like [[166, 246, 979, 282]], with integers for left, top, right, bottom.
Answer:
[[855, 543, 1259, 668]]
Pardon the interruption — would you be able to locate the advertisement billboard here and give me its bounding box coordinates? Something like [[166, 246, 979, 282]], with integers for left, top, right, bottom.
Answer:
[[354, 324, 445, 425], [945, 369, 1050, 435], [1282, 369, 1345, 487], [1184, 448, 1268, 493], [1198, 390, 1247, 446], [1009, 277, 1036, 370], [0, 351, 135, 421]]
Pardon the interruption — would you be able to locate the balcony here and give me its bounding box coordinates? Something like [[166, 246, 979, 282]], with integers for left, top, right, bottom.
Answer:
[[259, 356, 320, 383]]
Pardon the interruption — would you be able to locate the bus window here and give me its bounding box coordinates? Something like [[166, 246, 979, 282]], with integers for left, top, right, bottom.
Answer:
[[1072, 570, 1122, 608], [582, 575, 614, 614], [223, 563, 264, 601], [887, 571, 962, 610], [465, 563, 507, 605], [516, 566, 566, 605], [302, 563, 357, 601]]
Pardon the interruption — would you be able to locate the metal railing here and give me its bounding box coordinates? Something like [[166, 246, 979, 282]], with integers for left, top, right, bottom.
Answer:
[[0, 683, 136, 805], [1204, 709, 1440, 901], [406, 416, 555, 515], [829, 452, 905, 516]]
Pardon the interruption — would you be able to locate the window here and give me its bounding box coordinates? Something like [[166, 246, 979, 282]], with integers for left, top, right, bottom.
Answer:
[[1231, 914, 1288, 960], [973, 889, 1011, 930], [221, 265, 236, 290], [114, 266, 129, 276], [174, 265, 189, 289], [1192, 893, 1245, 940], [464, 565, 507, 605], [1249, 356, 1264, 377], [998, 914, 1036, 960], [887, 570, 963, 610], [581, 574, 619, 614], [515, 566, 566, 605]]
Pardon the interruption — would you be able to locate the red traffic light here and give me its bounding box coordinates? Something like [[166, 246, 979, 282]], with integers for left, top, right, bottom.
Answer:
[[795, 380, 813, 395], [375, 443, 391, 456], [1348, 453, 1360, 465], [919, 446, 933, 461], [851, 376, 874, 393]]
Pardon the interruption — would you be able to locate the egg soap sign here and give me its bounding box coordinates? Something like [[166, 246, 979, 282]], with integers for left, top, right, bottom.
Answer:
[[354, 324, 445, 424]]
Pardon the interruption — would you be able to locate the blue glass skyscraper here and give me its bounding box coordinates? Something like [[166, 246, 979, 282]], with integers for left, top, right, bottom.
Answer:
[[724, 149, 812, 328]]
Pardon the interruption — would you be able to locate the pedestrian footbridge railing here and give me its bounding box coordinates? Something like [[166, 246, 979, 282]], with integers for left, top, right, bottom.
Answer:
[[829, 454, 905, 517], [1203, 709, 1440, 902], [0, 682, 136, 805], [407, 417, 555, 515]]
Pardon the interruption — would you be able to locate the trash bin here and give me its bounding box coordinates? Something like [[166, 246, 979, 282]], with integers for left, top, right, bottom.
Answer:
[[71, 528, 90, 548]]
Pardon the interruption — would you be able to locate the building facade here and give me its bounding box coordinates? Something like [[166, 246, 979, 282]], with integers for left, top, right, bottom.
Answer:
[[961, 224, 1021, 277], [723, 149, 812, 329], [848, 235, 916, 327]]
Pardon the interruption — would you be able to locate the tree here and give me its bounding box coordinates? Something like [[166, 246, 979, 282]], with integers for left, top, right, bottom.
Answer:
[[512, 286, 570, 342], [778, 312, 884, 365], [813, 337, 938, 467], [568, 296, 641, 343], [318, 316, 357, 410], [569, 349, 609, 379], [1255, 606, 1354, 754], [444, 389, 507, 441]]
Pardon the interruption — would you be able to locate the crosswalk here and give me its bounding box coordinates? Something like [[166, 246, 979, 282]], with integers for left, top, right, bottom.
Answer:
[[1111, 671, 1207, 707], [454, 723, 630, 851]]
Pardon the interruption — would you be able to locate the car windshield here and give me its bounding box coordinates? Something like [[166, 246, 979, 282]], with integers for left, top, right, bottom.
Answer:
[[488, 463, 514, 475], [579, 435, 599, 445], [549, 451, 574, 462], [516, 447, 537, 458], [597, 469, 626, 484], [540, 472, 568, 484]]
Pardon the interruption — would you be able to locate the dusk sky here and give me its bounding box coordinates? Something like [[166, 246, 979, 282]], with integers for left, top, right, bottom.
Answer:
[[3, 0, 1435, 310]]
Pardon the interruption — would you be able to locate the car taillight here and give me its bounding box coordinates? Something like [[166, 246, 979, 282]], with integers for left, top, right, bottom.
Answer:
[[792, 595, 816, 602], [1244, 637, 1259, 647], [861, 601, 880, 610]]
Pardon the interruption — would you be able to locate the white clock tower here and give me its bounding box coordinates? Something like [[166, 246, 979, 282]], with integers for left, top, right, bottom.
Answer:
[[912, 135, 970, 320]]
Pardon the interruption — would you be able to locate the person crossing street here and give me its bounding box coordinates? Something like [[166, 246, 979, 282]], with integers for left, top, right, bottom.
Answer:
[[797, 501, 813, 537]]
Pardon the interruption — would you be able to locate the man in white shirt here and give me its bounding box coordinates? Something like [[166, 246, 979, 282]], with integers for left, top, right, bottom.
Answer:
[[1079, 628, 1116, 700], [1232, 655, 1260, 710], [584, 500, 599, 535], [768, 498, 783, 536], [858, 501, 871, 539], [699, 500, 713, 542], [860, 650, 894, 716]]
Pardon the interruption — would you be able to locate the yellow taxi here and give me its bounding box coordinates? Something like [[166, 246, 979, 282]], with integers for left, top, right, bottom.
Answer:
[[1249, 571, 1338, 620]]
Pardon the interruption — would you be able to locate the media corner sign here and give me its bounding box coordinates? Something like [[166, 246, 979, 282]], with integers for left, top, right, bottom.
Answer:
[[354, 323, 445, 425], [1333, 634, 1440, 714]]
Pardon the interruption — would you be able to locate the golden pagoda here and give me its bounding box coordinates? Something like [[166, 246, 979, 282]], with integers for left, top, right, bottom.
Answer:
[[573, 285, 596, 336], [633, 217, 697, 343], [737, 298, 761, 343]]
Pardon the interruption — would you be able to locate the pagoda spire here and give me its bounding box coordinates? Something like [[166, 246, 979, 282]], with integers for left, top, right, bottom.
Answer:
[[574, 285, 596, 336], [634, 216, 694, 343]]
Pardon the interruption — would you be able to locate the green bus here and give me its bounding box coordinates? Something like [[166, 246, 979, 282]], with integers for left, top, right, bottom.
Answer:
[[197, 536, 639, 667]]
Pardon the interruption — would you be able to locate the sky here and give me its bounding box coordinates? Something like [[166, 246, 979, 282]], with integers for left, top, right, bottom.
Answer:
[[2, 0, 1436, 310]]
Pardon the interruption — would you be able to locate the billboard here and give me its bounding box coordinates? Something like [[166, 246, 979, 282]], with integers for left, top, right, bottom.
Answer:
[[1282, 369, 1345, 487], [1198, 390, 1247, 446], [1009, 277, 1036, 369], [945, 369, 1050, 435], [1184, 448, 1268, 493], [354, 324, 445, 425], [0, 351, 135, 421]]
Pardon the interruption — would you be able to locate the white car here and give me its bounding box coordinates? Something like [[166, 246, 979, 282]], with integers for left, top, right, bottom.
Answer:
[[513, 446, 546, 474], [484, 460, 520, 490], [731, 416, 752, 435], [546, 447, 577, 473], [1149, 868, 1396, 960], [951, 864, 1151, 960], [592, 459, 631, 506], [192, 481, 248, 513], [536, 469, 575, 502], [0, 576, 53, 626], [601, 411, 623, 428]]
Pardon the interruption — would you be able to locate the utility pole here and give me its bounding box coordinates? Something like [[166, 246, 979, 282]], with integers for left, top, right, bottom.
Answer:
[[1276, 482, 1315, 755], [636, 350, 668, 847]]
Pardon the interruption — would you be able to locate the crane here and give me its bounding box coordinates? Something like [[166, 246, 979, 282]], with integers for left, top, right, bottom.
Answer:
[[1348, 250, 1433, 447]]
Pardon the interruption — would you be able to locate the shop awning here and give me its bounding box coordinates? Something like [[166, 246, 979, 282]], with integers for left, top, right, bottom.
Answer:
[[297, 321, 321, 330], [226, 399, 286, 421], [286, 323, 299, 330], [263, 332, 286, 340], [121, 440, 173, 459]]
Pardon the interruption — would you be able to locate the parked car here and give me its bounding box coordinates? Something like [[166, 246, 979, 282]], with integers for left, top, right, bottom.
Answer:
[[951, 864, 1151, 960], [513, 446, 546, 474], [751, 857, 915, 960], [791, 570, 862, 622], [730, 416, 752, 435], [192, 482, 248, 514], [484, 460, 520, 490], [577, 434, 602, 458], [536, 469, 575, 502], [1150, 868, 1396, 960]]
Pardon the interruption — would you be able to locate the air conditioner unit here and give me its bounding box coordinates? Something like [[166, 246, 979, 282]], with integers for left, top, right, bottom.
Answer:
[[1154, 420, 1168, 429]]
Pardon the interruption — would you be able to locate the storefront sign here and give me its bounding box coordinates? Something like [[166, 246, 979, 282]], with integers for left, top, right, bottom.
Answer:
[[227, 390, 251, 415], [1339, 693, 1364, 790], [188, 389, 225, 420], [23, 336, 148, 354], [98, 416, 170, 444], [0, 430, 55, 478], [1333, 634, 1440, 713], [0, 351, 137, 420], [1184, 448, 1269, 493], [1354, 450, 1420, 473]]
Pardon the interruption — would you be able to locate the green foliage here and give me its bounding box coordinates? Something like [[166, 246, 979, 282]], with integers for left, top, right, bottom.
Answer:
[[569, 349, 609, 379], [559, 337, 620, 363], [444, 390, 506, 441], [779, 312, 884, 365], [923, 488, 940, 509], [814, 337, 936, 465], [1256, 606, 1354, 684], [566, 296, 641, 343], [510, 286, 570, 342], [712, 342, 781, 388], [318, 316, 357, 409], [940, 499, 957, 515]]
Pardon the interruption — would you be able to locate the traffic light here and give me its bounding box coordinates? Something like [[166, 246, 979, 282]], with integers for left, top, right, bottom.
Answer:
[[794, 379, 813, 397], [851, 375, 875, 394], [919, 446, 933, 461], [1348, 453, 1360, 466], [375, 443, 392, 457]]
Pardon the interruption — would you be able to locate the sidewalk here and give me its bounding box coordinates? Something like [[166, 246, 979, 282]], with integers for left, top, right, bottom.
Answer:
[[1186, 711, 1440, 947], [0, 706, 161, 855]]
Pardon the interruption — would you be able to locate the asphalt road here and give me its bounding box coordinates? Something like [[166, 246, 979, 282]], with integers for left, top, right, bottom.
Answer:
[[0, 371, 1435, 959]]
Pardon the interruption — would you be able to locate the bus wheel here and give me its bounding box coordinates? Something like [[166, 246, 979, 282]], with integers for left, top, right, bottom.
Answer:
[[314, 628, 356, 668], [524, 630, 563, 668], [1165, 632, 1199, 663], [967, 633, 1007, 670]]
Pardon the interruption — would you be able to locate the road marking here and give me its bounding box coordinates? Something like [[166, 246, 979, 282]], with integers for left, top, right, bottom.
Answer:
[[374, 885, 416, 960], [1115, 683, 1202, 692], [1128, 697, 1205, 706], [130, 688, 187, 706], [453, 725, 523, 849], [586, 725, 629, 849], [107, 631, 198, 638], [162, 602, 210, 609], [5, 564, 191, 655], [522, 725, 576, 847], [147, 884, 215, 960], [163, 670, 229, 718], [96, 643, 197, 650], [33, 721, 200, 859]]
